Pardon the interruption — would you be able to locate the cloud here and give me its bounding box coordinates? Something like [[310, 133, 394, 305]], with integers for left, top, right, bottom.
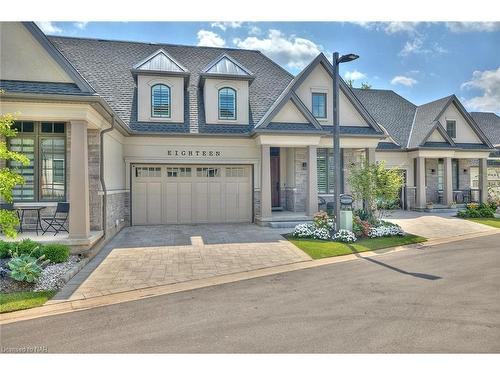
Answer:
[[197, 30, 226, 48], [391, 76, 418, 87], [354, 22, 421, 34], [35, 22, 62, 34], [233, 29, 323, 69], [461, 67, 500, 113], [399, 36, 447, 56], [344, 70, 366, 81], [74, 22, 88, 30], [248, 26, 261, 35], [211, 22, 243, 31], [446, 22, 500, 33]]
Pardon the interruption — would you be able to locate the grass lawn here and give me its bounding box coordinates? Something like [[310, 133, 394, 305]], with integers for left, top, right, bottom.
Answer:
[[287, 234, 427, 259], [0, 290, 56, 314], [465, 217, 500, 229]]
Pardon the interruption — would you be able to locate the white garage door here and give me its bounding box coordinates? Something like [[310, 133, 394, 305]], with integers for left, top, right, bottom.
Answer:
[[132, 164, 252, 225]]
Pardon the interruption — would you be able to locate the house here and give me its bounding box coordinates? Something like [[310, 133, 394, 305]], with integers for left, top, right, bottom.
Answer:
[[0, 22, 497, 248]]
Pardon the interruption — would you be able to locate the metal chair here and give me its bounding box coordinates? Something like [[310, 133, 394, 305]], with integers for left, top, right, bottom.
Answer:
[[42, 202, 69, 236]]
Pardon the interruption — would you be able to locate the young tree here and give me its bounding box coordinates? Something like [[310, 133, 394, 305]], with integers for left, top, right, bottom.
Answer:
[[361, 82, 372, 89], [346, 79, 354, 88], [347, 160, 404, 219], [0, 104, 29, 237]]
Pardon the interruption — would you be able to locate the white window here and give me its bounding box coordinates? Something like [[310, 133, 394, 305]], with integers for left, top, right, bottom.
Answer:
[[218, 87, 236, 120], [151, 84, 171, 118]]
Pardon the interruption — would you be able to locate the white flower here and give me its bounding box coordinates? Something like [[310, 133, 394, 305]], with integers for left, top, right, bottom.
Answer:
[[332, 229, 357, 243], [368, 224, 405, 238]]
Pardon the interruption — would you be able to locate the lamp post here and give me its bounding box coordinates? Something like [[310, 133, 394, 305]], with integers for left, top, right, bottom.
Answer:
[[332, 52, 359, 231]]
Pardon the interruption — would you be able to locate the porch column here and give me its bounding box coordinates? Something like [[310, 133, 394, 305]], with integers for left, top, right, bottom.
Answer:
[[69, 120, 90, 239], [365, 147, 376, 165], [415, 157, 426, 209], [260, 144, 272, 219], [443, 157, 453, 206], [479, 158, 488, 203], [306, 145, 318, 216]]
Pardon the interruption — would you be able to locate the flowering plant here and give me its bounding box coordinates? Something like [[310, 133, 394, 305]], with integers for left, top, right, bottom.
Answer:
[[332, 229, 357, 243], [368, 224, 404, 238], [313, 211, 333, 229]]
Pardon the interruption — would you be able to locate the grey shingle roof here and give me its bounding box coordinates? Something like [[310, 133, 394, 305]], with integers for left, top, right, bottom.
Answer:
[[470, 112, 500, 145], [0, 79, 88, 95], [48, 36, 293, 134], [351, 88, 416, 148], [421, 142, 490, 149]]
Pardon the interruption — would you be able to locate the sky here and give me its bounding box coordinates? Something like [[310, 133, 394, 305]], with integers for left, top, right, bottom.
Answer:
[[37, 21, 500, 114]]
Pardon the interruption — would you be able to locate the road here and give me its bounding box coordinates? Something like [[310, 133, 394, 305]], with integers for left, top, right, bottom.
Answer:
[[1, 234, 500, 353]]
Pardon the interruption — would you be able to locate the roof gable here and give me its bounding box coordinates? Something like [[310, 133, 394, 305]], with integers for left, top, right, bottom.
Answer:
[[133, 49, 188, 72], [421, 121, 456, 146], [202, 53, 252, 76]]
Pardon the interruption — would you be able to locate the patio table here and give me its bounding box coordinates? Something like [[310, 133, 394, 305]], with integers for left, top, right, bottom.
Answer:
[[15, 205, 47, 236]]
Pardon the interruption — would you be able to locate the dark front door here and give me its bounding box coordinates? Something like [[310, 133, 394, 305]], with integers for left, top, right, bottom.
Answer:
[[270, 147, 280, 208]]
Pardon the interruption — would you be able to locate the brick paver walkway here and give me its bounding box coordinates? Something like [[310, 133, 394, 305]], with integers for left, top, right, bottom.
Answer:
[[54, 224, 310, 301]]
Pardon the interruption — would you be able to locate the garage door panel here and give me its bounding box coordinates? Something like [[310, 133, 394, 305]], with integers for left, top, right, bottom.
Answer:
[[178, 182, 192, 224], [147, 182, 162, 224], [164, 182, 178, 224], [208, 182, 223, 223], [193, 182, 208, 223], [132, 182, 148, 225]]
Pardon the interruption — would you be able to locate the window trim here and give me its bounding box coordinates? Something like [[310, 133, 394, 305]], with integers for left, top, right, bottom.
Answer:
[[312, 92, 327, 119], [151, 83, 171, 118], [8, 121, 67, 203], [446, 119, 457, 139], [218, 87, 237, 121]]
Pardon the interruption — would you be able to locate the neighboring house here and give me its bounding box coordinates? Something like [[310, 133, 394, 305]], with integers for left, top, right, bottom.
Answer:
[[469, 112, 500, 196], [0, 22, 496, 247]]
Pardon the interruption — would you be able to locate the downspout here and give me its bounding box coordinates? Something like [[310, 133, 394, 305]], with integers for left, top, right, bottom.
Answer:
[[99, 115, 115, 237]]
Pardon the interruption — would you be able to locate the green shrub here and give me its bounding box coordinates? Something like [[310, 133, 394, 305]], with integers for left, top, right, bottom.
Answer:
[[15, 239, 43, 258], [7, 253, 49, 283], [42, 244, 70, 263], [0, 240, 16, 258], [457, 203, 495, 218]]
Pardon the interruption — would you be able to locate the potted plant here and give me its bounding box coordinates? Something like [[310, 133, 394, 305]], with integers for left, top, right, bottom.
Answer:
[[450, 201, 457, 208], [426, 201, 434, 210]]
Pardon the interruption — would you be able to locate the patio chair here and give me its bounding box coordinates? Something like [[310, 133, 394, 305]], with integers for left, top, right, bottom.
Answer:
[[42, 202, 69, 236]]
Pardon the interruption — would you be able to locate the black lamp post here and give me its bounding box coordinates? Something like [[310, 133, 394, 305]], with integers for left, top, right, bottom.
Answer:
[[332, 52, 359, 231]]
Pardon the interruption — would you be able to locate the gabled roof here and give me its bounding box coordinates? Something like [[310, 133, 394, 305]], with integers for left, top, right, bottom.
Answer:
[[420, 121, 456, 146], [202, 53, 253, 76], [132, 48, 188, 73], [471, 112, 500, 146], [254, 53, 384, 135], [21, 22, 94, 93], [407, 95, 493, 148]]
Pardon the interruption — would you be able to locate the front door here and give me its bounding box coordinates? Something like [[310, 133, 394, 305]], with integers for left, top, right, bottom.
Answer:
[[270, 147, 281, 208]]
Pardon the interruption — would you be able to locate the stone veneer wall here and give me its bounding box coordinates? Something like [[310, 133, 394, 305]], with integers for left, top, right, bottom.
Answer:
[[292, 148, 307, 212], [458, 159, 471, 190], [104, 191, 129, 237], [88, 129, 102, 231], [253, 189, 261, 219], [425, 158, 472, 203]]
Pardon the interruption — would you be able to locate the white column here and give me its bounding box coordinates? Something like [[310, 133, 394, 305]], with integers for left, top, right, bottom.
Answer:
[[443, 157, 453, 206], [415, 157, 426, 209], [260, 145, 272, 219], [479, 158, 488, 203], [306, 145, 318, 216], [365, 147, 376, 165], [69, 120, 90, 239]]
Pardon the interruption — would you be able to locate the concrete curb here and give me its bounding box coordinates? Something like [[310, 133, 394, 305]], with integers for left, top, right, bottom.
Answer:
[[1, 229, 499, 325], [59, 257, 89, 285]]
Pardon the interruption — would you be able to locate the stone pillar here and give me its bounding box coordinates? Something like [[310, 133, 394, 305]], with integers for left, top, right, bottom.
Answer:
[[479, 158, 488, 203], [306, 145, 318, 216], [415, 157, 426, 209], [69, 120, 90, 239], [443, 157, 453, 206], [260, 145, 272, 219]]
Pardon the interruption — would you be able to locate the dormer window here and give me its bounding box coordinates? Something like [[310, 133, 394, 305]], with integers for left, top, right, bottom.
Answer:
[[312, 93, 327, 118], [151, 84, 171, 118], [446, 120, 456, 138], [218, 87, 236, 120]]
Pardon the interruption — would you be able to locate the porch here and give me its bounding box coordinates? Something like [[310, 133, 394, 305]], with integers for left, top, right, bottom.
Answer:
[[0, 230, 103, 252]]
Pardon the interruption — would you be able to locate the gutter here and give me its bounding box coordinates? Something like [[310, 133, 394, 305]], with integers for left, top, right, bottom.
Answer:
[[99, 115, 115, 238]]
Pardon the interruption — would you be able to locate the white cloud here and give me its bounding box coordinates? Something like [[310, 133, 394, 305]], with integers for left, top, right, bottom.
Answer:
[[35, 22, 62, 34], [344, 70, 366, 81], [461, 67, 500, 113], [74, 22, 88, 30], [233, 29, 323, 69], [248, 26, 261, 35], [354, 22, 421, 35], [196, 30, 226, 48], [391, 76, 418, 87], [446, 22, 500, 33], [210, 22, 243, 31], [399, 37, 447, 56]]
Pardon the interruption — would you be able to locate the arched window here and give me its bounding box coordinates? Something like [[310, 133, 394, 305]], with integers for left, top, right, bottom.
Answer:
[[151, 84, 171, 118], [218, 87, 236, 120]]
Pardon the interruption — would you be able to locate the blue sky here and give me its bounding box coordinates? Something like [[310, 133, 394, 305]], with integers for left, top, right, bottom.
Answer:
[[38, 21, 500, 114]]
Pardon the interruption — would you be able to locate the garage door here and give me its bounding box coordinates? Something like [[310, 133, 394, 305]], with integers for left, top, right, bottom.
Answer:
[[132, 164, 252, 225]]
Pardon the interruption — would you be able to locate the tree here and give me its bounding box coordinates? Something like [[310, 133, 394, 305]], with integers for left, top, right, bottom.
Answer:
[[346, 79, 354, 88], [361, 82, 372, 89], [0, 97, 29, 238], [347, 160, 404, 219]]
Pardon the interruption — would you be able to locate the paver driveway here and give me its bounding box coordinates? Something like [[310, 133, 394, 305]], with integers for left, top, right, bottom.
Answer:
[[54, 224, 310, 301]]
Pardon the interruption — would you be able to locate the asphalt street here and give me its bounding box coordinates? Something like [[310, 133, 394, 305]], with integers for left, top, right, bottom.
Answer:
[[1, 234, 499, 353]]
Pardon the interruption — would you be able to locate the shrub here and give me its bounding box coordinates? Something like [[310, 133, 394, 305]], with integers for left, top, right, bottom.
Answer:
[[353, 216, 372, 237], [15, 239, 43, 258], [332, 229, 357, 243], [42, 244, 70, 263], [7, 252, 49, 283], [313, 211, 333, 230], [0, 240, 16, 258], [458, 203, 495, 218]]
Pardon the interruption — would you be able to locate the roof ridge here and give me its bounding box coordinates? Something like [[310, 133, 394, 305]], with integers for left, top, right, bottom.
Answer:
[[406, 106, 419, 148], [417, 94, 454, 108], [353, 87, 417, 107]]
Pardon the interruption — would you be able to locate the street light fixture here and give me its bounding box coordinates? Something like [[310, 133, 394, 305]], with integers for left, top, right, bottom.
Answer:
[[332, 52, 359, 231]]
